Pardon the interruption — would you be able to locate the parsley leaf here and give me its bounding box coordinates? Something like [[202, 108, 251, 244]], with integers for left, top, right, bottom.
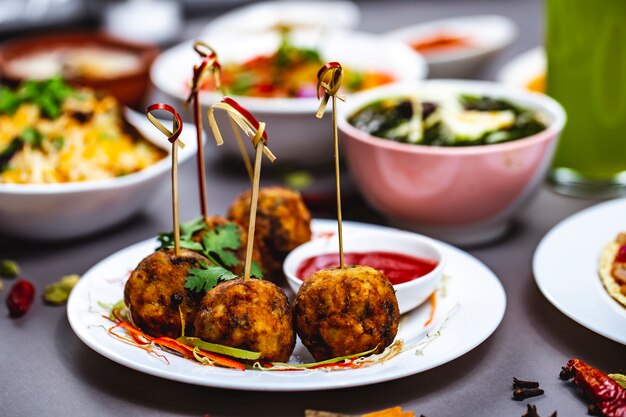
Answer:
[[157, 216, 207, 250], [250, 261, 263, 279], [185, 261, 237, 293], [201, 223, 243, 267]]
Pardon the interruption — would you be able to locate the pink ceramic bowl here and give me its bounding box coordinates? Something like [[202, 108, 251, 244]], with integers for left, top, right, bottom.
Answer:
[[338, 80, 566, 245]]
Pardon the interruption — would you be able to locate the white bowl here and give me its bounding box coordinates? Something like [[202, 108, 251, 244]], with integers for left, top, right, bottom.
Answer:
[[201, 0, 361, 37], [0, 109, 199, 240], [283, 229, 446, 314], [497, 46, 545, 92], [386, 15, 517, 78], [150, 30, 427, 164]]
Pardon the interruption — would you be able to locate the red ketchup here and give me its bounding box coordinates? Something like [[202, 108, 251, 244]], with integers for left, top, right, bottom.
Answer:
[[296, 252, 438, 285]]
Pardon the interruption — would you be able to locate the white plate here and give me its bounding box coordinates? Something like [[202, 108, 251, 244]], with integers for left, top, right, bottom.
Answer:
[[533, 199, 626, 345], [67, 220, 506, 391], [496, 46, 545, 91]]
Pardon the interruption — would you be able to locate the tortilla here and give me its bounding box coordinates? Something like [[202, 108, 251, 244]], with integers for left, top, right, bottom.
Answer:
[[598, 239, 626, 308]]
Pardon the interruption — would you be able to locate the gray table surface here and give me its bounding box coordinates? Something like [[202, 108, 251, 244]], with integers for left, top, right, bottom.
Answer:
[[2, 1, 625, 416]]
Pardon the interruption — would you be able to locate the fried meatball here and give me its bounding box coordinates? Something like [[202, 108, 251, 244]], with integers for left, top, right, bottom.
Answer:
[[124, 248, 208, 338], [228, 186, 311, 275], [193, 278, 295, 362], [192, 216, 263, 276], [293, 265, 400, 361]]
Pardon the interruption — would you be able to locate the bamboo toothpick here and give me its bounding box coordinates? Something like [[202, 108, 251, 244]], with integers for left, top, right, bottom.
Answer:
[[189, 41, 254, 183], [316, 62, 346, 269], [146, 103, 185, 256], [206, 97, 275, 279]]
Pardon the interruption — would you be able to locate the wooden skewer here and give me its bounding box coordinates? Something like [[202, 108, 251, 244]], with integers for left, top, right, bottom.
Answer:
[[191, 41, 254, 182], [146, 103, 184, 256], [243, 132, 265, 280], [316, 62, 346, 269], [206, 97, 275, 278]]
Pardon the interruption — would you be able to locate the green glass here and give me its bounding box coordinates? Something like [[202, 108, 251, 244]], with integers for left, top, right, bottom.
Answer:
[[547, 0, 626, 197]]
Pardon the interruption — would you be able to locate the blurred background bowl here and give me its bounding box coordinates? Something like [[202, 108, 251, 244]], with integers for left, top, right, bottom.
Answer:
[[0, 32, 158, 108], [151, 29, 427, 165], [497, 46, 545, 93], [201, 0, 361, 37], [338, 80, 566, 246], [0, 110, 198, 240], [386, 15, 517, 79]]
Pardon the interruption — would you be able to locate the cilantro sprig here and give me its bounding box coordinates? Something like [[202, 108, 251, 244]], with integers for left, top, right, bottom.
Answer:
[[185, 261, 237, 293], [0, 77, 75, 119], [158, 217, 264, 293]]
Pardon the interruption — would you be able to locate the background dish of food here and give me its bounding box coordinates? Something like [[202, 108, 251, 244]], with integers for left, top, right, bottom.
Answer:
[[0, 79, 166, 184], [0, 32, 159, 107], [67, 219, 506, 391], [338, 80, 565, 246], [284, 228, 446, 315], [385, 15, 517, 78], [0, 109, 199, 240], [201, 0, 361, 37], [150, 30, 426, 163], [533, 198, 626, 346], [496, 46, 545, 93]]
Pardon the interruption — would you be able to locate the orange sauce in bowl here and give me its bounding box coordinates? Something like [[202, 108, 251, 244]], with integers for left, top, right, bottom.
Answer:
[[410, 33, 472, 55]]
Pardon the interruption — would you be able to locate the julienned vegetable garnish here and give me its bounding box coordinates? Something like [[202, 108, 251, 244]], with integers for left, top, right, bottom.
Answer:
[[293, 62, 401, 362], [348, 92, 547, 146]]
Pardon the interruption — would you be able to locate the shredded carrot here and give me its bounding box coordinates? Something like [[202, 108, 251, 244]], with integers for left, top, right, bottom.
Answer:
[[423, 292, 437, 328], [105, 312, 247, 371], [361, 406, 415, 417]]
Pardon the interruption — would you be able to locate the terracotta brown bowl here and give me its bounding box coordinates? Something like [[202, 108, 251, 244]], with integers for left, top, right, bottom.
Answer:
[[0, 32, 159, 108]]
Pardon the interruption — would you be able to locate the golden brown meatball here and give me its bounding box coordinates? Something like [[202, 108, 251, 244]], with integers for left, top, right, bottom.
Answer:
[[124, 248, 209, 338], [192, 216, 263, 276], [227, 186, 311, 275], [293, 265, 400, 361], [193, 278, 295, 362]]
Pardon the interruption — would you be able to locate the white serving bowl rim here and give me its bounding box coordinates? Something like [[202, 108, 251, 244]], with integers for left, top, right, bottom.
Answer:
[[150, 29, 427, 115], [385, 14, 517, 64]]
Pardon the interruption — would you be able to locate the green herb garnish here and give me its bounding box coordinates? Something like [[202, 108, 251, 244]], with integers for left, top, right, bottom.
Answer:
[[19, 127, 44, 149], [0, 77, 75, 119], [185, 261, 237, 293], [158, 217, 263, 293]]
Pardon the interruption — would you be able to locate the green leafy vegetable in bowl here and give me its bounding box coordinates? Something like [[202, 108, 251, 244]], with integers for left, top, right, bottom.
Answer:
[[348, 93, 547, 146]]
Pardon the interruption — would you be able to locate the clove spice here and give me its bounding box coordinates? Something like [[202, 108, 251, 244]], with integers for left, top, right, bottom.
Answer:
[[513, 378, 540, 389], [521, 404, 557, 417], [513, 388, 545, 401]]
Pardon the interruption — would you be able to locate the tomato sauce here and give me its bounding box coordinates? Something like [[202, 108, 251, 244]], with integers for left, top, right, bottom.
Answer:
[[296, 252, 438, 285]]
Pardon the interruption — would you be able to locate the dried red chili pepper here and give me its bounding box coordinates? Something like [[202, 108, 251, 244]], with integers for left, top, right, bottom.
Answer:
[[560, 359, 626, 417], [6, 279, 35, 318]]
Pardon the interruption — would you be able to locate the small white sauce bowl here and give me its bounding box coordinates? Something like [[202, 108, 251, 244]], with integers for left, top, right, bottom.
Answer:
[[283, 229, 446, 314]]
